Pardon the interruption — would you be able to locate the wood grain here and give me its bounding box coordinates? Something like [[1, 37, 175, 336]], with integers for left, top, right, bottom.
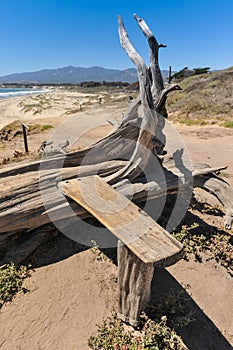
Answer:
[[61, 176, 184, 266]]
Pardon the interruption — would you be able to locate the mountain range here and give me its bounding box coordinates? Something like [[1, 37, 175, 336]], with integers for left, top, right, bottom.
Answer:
[[0, 66, 170, 84]]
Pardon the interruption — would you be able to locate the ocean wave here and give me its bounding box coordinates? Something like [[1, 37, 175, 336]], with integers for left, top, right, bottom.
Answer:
[[0, 89, 52, 99]]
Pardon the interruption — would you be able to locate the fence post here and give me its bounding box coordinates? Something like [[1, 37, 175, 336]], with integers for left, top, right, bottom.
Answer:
[[19, 120, 29, 153], [168, 65, 172, 83]]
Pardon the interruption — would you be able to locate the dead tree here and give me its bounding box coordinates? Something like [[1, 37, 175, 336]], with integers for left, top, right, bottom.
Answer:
[[0, 14, 233, 325]]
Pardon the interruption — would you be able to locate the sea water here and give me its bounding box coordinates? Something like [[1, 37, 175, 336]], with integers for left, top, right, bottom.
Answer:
[[0, 87, 51, 99]]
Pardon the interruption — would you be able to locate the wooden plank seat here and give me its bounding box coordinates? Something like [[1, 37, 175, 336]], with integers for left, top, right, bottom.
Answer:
[[61, 176, 184, 327]]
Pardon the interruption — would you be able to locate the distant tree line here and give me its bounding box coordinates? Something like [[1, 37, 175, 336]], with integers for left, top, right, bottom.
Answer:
[[79, 81, 130, 88], [0, 81, 131, 89], [171, 67, 210, 80]]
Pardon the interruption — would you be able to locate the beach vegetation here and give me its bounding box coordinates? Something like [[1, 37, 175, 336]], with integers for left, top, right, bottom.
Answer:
[[171, 215, 233, 275], [19, 95, 52, 115], [88, 307, 188, 349], [0, 262, 30, 308], [222, 120, 233, 128], [167, 67, 233, 125], [0, 121, 53, 144], [90, 240, 108, 261]]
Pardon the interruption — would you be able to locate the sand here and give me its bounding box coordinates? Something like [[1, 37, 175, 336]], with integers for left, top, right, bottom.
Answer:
[[0, 91, 233, 349]]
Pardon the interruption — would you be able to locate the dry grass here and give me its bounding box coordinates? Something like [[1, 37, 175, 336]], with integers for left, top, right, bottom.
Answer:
[[167, 67, 233, 126], [0, 120, 53, 142]]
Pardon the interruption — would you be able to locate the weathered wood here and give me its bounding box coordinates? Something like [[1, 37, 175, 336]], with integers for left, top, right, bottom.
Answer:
[[0, 160, 232, 236], [61, 176, 184, 265], [168, 65, 172, 83], [193, 166, 227, 176], [117, 241, 154, 327], [105, 16, 158, 184], [0, 16, 181, 186], [134, 14, 165, 100], [20, 122, 29, 154], [194, 175, 233, 230], [61, 174, 184, 328], [0, 229, 48, 266], [0, 161, 126, 233]]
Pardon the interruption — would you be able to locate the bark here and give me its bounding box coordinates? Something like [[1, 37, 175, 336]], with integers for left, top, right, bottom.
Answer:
[[194, 175, 233, 230], [0, 161, 231, 235], [105, 16, 157, 184]]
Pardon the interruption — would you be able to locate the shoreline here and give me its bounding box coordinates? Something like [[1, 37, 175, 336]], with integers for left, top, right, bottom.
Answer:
[[0, 90, 54, 101]]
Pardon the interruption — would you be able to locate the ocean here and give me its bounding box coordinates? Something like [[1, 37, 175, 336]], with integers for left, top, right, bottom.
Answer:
[[0, 87, 51, 99]]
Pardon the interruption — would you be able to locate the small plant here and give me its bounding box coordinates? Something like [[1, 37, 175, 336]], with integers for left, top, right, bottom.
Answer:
[[27, 123, 53, 133], [209, 235, 233, 275], [150, 290, 194, 329], [88, 312, 187, 349], [40, 124, 53, 131], [179, 117, 208, 126], [172, 220, 233, 274], [90, 240, 108, 261], [222, 120, 233, 128], [172, 222, 208, 262], [141, 314, 187, 350], [88, 291, 192, 349], [19, 95, 52, 115], [218, 171, 232, 179], [0, 262, 30, 308]]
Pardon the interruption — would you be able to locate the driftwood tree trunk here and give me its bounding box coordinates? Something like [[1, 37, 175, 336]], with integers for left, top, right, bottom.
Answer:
[[0, 14, 233, 325], [0, 14, 231, 237]]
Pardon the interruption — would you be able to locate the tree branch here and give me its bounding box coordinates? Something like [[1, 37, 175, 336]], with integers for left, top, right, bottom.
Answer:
[[105, 16, 158, 184]]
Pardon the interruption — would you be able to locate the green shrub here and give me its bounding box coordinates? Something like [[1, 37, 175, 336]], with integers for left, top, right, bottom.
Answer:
[[40, 124, 53, 131], [88, 312, 187, 350], [151, 291, 194, 329], [222, 120, 233, 128], [28, 123, 53, 133], [0, 262, 30, 308], [172, 221, 233, 274], [172, 222, 207, 261]]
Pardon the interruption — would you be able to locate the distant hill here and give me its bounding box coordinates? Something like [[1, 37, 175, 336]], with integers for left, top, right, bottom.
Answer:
[[167, 66, 233, 126], [0, 66, 171, 84]]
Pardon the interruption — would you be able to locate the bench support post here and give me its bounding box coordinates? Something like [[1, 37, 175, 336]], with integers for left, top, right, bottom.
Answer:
[[117, 240, 154, 327]]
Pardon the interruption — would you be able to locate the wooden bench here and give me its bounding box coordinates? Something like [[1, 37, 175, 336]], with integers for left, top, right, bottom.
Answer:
[[61, 175, 184, 327]]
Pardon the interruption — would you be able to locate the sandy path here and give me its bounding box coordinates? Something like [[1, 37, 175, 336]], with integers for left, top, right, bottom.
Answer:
[[0, 92, 123, 162], [176, 124, 233, 186], [0, 250, 117, 350], [0, 248, 232, 349]]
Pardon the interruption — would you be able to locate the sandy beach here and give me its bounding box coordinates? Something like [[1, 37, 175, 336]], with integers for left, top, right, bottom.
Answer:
[[0, 89, 127, 164], [1, 90, 233, 185], [0, 90, 233, 349], [0, 89, 112, 129]]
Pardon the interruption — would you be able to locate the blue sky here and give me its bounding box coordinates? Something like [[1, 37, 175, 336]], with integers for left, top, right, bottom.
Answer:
[[0, 0, 232, 76]]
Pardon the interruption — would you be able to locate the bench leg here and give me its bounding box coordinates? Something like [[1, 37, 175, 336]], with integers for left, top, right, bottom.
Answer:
[[117, 240, 154, 327]]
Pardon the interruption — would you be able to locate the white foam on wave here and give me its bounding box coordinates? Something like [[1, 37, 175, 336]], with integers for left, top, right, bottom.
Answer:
[[0, 89, 52, 99]]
